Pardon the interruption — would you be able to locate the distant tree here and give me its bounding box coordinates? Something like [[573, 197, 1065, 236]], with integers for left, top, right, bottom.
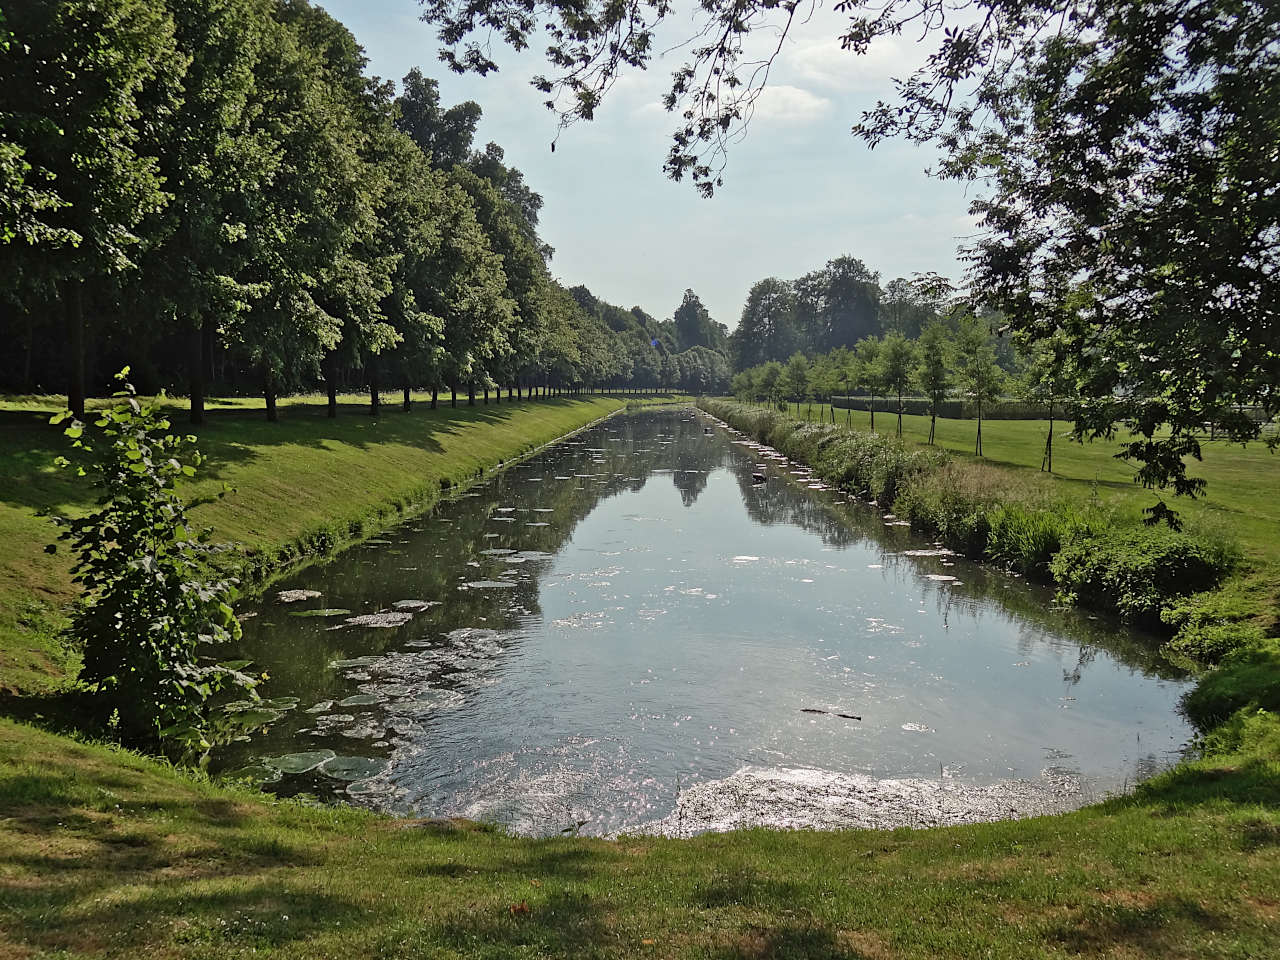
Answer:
[[731, 278, 798, 369], [915, 321, 951, 445], [794, 256, 881, 351], [956, 317, 1004, 457], [878, 332, 916, 437], [673, 288, 724, 352]]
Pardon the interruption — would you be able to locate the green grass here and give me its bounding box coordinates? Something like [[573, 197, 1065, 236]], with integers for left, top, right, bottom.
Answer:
[[780, 402, 1279, 564], [0, 391, 625, 693], [2, 716, 1278, 959]]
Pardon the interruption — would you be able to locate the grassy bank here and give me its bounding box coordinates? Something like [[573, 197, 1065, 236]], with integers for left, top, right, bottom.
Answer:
[[768, 401, 1280, 563], [2, 714, 1278, 959], [0, 393, 625, 694]]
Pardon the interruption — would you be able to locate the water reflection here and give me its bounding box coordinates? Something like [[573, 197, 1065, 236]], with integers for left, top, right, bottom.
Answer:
[[216, 408, 1191, 835]]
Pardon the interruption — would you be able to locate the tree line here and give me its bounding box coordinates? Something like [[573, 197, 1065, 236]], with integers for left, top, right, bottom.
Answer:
[[732, 312, 1071, 465], [727, 257, 1017, 372], [0, 0, 729, 420]]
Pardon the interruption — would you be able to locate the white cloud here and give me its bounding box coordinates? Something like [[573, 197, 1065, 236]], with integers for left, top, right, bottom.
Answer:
[[747, 84, 832, 125]]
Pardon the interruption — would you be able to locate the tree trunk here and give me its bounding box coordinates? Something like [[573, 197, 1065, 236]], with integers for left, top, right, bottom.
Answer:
[[897, 390, 904, 437], [402, 384, 411, 412], [188, 316, 206, 425], [1043, 400, 1054, 473], [975, 400, 983, 456], [929, 409, 936, 445], [870, 398, 876, 433], [264, 374, 278, 422], [66, 282, 85, 418], [483, 385, 489, 404], [369, 366, 380, 417], [468, 383, 476, 406], [431, 385, 438, 409], [451, 383, 457, 408], [325, 357, 338, 419]]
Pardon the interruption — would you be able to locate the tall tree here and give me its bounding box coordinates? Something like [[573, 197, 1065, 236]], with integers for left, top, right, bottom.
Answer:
[[394, 67, 480, 169], [2, 0, 184, 416]]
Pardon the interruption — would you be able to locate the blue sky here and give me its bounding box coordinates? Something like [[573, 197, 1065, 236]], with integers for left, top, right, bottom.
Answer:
[[318, 1, 974, 330]]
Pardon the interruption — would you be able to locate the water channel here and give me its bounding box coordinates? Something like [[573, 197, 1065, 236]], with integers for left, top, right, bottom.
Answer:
[[216, 407, 1193, 835]]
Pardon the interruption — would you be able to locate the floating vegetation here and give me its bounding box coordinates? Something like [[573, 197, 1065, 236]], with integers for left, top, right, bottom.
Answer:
[[342, 611, 414, 628], [339, 693, 380, 707], [306, 700, 334, 714], [263, 749, 336, 774], [480, 548, 517, 556], [329, 656, 379, 669], [391, 599, 439, 612], [901, 722, 935, 733], [926, 574, 960, 583], [460, 580, 518, 589], [220, 764, 283, 785], [276, 589, 322, 603], [289, 608, 352, 618], [319, 755, 389, 781]]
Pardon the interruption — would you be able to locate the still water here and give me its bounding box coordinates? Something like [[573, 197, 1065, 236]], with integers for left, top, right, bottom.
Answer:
[[217, 408, 1192, 834]]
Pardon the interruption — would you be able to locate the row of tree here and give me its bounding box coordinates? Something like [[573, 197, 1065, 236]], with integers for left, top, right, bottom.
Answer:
[[729, 258, 967, 370], [732, 318, 1071, 464], [0, 1, 728, 419]]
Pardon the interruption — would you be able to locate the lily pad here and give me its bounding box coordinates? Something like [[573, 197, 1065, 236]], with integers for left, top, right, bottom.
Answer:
[[319, 755, 390, 782], [305, 700, 334, 714], [277, 589, 322, 603], [263, 749, 336, 775], [339, 693, 381, 707], [290, 608, 352, 618]]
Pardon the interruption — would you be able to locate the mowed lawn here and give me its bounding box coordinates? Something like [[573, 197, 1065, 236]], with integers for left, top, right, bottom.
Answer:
[[777, 403, 1280, 564], [0, 392, 625, 693]]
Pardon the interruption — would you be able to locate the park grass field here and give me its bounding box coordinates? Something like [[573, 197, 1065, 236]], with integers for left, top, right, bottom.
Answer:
[[0, 392, 625, 694], [777, 401, 1279, 564]]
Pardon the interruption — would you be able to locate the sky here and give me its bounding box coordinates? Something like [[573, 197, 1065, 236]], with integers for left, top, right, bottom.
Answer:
[[318, 0, 976, 331]]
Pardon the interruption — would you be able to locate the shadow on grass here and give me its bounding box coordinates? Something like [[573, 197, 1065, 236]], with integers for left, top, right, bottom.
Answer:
[[1044, 896, 1227, 957], [0, 396, 601, 515], [704, 925, 877, 959]]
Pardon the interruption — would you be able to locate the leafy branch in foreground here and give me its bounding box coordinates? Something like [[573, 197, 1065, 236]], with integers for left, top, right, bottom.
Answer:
[[47, 371, 258, 752]]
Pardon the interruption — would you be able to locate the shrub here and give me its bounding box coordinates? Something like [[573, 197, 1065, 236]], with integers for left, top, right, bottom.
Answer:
[[1161, 575, 1270, 665], [1183, 639, 1280, 731], [1050, 527, 1238, 630], [49, 373, 258, 750]]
